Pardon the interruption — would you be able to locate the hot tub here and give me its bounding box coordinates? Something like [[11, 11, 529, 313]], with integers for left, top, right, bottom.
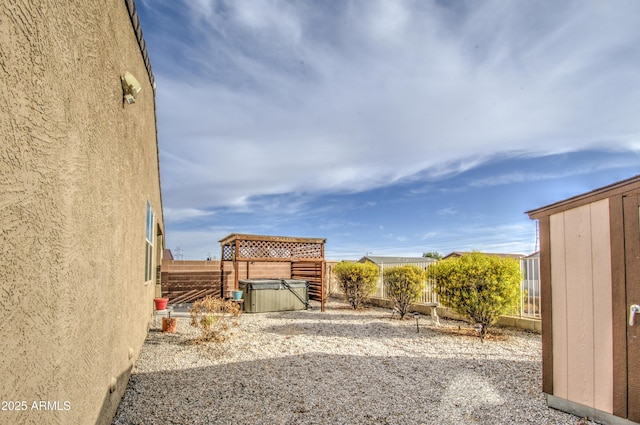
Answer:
[[238, 279, 309, 313]]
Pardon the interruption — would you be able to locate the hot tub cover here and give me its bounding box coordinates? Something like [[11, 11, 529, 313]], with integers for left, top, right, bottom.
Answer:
[[239, 279, 308, 290]]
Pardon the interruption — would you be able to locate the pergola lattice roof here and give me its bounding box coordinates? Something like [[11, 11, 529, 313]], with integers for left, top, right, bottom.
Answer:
[[219, 234, 326, 262]]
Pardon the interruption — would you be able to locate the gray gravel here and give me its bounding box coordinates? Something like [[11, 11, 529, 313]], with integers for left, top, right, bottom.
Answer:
[[112, 300, 591, 425]]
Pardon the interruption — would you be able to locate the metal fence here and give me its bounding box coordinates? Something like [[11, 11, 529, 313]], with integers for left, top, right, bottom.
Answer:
[[372, 259, 438, 302], [519, 254, 540, 319], [371, 255, 541, 319]]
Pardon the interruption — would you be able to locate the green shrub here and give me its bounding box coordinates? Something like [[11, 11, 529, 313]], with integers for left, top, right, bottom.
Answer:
[[383, 265, 426, 319], [189, 296, 241, 342], [333, 261, 379, 309], [427, 252, 521, 339]]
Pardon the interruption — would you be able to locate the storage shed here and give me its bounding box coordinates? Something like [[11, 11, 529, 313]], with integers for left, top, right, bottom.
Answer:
[[527, 175, 640, 425], [219, 234, 326, 311]]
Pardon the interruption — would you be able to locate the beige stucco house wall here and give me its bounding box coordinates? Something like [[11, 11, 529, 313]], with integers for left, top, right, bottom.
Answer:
[[0, 1, 163, 424]]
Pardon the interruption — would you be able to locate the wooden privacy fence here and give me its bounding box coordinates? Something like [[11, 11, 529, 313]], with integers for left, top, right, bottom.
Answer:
[[161, 259, 335, 307], [291, 261, 324, 304], [160, 260, 222, 303]]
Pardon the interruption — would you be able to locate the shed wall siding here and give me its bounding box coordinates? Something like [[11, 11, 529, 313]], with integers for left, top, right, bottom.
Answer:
[[550, 212, 569, 399], [591, 199, 614, 412], [549, 199, 613, 413]]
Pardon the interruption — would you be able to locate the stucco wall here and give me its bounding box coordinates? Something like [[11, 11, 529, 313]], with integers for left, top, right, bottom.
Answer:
[[0, 1, 162, 424]]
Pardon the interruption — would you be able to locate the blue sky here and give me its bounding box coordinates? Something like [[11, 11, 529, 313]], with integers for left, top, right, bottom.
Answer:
[[137, 0, 640, 260]]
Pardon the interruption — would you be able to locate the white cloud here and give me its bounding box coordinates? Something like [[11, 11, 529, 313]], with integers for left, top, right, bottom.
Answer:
[[148, 0, 640, 214], [163, 207, 215, 223], [229, 0, 303, 44], [436, 207, 457, 216], [361, 0, 410, 43], [469, 155, 640, 189]]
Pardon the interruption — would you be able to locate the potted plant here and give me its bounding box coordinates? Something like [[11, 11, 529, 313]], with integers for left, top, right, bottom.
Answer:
[[162, 310, 178, 333], [154, 297, 169, 310]]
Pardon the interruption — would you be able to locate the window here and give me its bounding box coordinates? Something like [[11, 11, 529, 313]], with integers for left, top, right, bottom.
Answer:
[[145, 201, 154, 282]]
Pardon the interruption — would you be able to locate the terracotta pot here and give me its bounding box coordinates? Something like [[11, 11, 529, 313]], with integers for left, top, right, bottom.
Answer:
[[154, 297, 169, 310], [162, 317, 178, 333]]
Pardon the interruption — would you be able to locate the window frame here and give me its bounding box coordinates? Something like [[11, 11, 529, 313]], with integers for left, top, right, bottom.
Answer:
[[145, 201, 155, 283]]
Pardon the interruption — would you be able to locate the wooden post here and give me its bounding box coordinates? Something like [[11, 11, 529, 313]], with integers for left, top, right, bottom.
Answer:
[[233, 239, 239, 296]]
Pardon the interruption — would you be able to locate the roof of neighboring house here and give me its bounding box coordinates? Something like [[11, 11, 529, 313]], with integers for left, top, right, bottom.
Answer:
[[359, 256, 435, 264], [442, 251, 525, 260], [163, 249, 174, 260]]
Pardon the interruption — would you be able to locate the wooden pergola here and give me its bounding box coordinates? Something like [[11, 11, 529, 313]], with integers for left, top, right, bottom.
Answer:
[[219, 234, 327, 311]]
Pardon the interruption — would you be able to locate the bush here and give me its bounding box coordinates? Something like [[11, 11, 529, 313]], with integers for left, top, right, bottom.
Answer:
[[384, 265, 426, 319], [189, 296, 241, 342], [427, 252, 521, 339], [333, 261, 379, 309]]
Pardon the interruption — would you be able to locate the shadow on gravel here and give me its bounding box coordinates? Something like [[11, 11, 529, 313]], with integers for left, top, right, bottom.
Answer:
[[112, 350, 574, 425], [145, 328, 196, 347]]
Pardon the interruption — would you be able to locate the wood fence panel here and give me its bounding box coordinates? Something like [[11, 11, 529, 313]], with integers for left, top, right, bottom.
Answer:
[[291, 261, 324, 302], [161, 270, 222, 302]]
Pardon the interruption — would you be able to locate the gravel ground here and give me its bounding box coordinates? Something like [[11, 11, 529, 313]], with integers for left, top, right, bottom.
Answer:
[[112, 299, 592, 425]]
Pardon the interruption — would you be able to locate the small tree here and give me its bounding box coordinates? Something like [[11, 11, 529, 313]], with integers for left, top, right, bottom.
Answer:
[[333, 261, 379, 309], [422, 251, 442, 260], [427, 252, 521, 340], [384, 265, 426, 319]]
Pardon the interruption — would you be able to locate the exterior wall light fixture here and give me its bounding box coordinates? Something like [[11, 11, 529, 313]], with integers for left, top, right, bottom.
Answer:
[[121, 71, 142, 104]]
